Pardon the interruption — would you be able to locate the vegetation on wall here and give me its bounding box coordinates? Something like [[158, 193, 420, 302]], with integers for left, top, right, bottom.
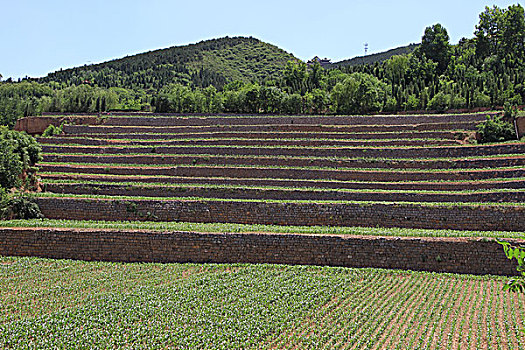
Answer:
[[0, 128, 43, 219]]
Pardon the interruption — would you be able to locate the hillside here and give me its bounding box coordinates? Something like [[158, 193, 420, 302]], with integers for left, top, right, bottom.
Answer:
[[329, 43, 419, 68], [39, 37, 297, 90]]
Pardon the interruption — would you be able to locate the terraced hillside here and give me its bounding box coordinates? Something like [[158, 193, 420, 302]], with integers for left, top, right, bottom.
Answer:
[[34, 113, 525, 232]]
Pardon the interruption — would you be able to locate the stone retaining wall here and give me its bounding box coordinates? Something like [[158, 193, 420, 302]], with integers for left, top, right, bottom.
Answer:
[[41, 143, 525, 158], [99, 114, 489, 127], [0, 227, 519, 276], [41, 153, 525, 170], [35, 197, 525, 232], [57, 130, 469, 140], [39, 164, 525, 182], [40, 174, 525, 191], [40, 137, 458, 147], [63, 122, 479, 134], [44, 183, 525, 203]]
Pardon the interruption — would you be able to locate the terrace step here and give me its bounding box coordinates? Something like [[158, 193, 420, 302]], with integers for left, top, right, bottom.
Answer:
[[41, 154, 525, 170], [35, 196, 525, 231], [38, 137, 462, 147], [98, 114, 489, 127], [41, 143, 525, 159], [62, 122, 480, 134], [56, 130, 473, 141], [40, 174, 525, 191], [38, 164, 525, 182], [43, 182, 525, 203], [40, 174, 525, 192]]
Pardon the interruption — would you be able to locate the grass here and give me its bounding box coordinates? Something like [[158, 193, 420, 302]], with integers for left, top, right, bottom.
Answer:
[[0, 256, 522, 349], [1, 219, 524, 239]]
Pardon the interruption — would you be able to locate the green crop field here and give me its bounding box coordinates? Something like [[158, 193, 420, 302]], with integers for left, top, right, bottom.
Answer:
[[0, 256, 523, 349]]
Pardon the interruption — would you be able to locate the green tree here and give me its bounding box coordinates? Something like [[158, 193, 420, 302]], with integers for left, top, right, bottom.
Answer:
[[331, 73, 387, 114], [420, 23, 452, 74], [475, 5, 525, 59]]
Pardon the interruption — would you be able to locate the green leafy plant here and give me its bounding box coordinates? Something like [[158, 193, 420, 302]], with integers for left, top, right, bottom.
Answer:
[[476, 114, 516, 143], [0, 127, 42, 190], [41, 123, 64, 137], [0, 192, 43, 220], [498, 239, 525, 292]]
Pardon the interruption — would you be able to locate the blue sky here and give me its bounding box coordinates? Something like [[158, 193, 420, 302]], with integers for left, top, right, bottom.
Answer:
[[1, 0, 521, 79]]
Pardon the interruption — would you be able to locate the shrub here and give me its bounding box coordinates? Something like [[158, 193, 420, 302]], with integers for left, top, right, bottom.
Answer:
[[384, 97, 398, 112], [41, 123, 64, 137], [0, 191, 43, 220], [476, 114, 516, 143], [498, 239, 525, 293], [427, 92, 450, 112], [0, 127, 42, 189]]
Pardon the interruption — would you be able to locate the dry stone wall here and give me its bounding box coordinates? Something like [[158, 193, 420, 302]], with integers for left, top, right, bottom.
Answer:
[[0, 227, 519, 276], [44, 183, 525, 203], [41, 143, 525, 158], [35, 197, 525, 232]]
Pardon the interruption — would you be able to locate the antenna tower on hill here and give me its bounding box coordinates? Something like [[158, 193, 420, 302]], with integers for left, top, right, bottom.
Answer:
[[364, 43, 369, 55]]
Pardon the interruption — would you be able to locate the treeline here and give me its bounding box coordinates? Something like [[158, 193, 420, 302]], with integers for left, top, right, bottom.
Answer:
[[154, 4, 525, 114], [0, 4, 523, 125], [0, 83, 150, 127]]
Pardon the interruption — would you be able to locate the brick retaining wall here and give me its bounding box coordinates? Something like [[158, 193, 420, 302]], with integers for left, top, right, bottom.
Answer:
[[35, 197, 525, 231], [0, 227, 520, 276]]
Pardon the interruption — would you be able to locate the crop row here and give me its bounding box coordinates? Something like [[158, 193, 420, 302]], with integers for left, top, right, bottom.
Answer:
[[42, 178, 525, 194], [40, 173, 525, 191], [2, 218, 524, 239], [62, 121, 480, 134], [38, 163, 525, 182], [0, 256, 522, 349], [41, 153, 525, 170], [38, 137, 461, 147], [78, 113, 489, 126], [42, 182, 525, 203], [40, 142, 525, 158], [56, 130, 472, 140]]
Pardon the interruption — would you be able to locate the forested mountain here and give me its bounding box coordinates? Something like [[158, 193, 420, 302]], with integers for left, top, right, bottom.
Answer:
[[330, 44, 419, 68], [38, 37, 297, 90]]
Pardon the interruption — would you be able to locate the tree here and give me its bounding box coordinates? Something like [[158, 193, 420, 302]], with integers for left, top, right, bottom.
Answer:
[[331, 73, 387, 114], [475, 5, 525, 59], [475, 6, 504, 57], [501, 5, 525, 59], [283, 61, 308, 95], [420, 23, 452, 74]]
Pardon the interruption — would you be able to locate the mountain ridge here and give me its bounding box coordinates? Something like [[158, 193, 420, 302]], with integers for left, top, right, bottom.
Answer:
[[38, 36, 419, 90]]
